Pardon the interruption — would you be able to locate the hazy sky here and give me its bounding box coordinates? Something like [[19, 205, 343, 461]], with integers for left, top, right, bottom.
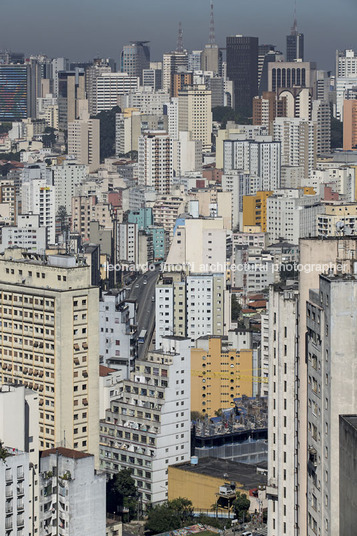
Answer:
[[1, 0, 356, 71]]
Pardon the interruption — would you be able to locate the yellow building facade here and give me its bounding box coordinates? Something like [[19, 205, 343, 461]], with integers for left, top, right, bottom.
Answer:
[[191, 337, 253, 416], [168, 458, 266, 512], [242, 191, 272, 232]]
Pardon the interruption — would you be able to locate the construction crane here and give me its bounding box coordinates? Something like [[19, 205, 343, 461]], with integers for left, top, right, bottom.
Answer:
[[191, 369, 268, 384]]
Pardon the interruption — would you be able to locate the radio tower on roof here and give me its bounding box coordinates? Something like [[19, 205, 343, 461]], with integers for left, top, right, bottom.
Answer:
[[291, 0, 298, 35], [176, 21, 184, 52], [209, 0, 216, 45]]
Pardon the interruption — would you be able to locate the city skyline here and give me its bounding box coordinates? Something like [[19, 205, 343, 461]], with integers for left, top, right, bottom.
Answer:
[[0, 0, 356, 71]]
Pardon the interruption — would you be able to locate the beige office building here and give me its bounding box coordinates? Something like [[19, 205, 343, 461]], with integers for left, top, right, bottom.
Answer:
[[68, 112, 100, 172], [178, 85, 212, 153], [0, 249, 99, 463]]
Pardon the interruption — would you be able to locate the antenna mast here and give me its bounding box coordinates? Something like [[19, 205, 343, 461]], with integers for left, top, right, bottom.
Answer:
[[291, 0, 298, 34], [176, 21, 184, 52], [209, 0, 216, 45]]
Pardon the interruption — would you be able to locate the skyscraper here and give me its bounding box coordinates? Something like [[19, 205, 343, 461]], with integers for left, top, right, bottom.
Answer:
[[286, 14, 304, 62], [138, 131, 173, 194], [57, 70, 86, 129], [0, 64, 31, 120], [178, 84, 212, 152], [0, 249, 100, 461], [226, 35, 258, 113], [121, 41, 150, 83]]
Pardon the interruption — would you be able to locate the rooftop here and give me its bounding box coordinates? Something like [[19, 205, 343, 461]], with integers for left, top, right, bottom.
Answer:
[[99, 365, 117, 377], [172, 457, 267, 490], [41, 447, 93, 460]]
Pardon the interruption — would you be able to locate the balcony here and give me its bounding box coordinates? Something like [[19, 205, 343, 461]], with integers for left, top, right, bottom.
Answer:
[[5, 518, 12, 530], [5, 503, 13, 514], [17, 515, 25, 527], [266, 480, 278, 499], [6, 487, 13, 498], [17, 469, 24, 481]]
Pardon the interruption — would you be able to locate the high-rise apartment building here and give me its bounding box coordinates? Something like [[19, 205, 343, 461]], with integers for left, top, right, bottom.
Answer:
[[0, 214, 46, 253], [121, 41, 150, 83], [68, 111, 100, 172], [311, 99, 331, 155], [85, 60, 112, 115], [226, 35, 258, 113], [0, 384, 40, 536], [162, 51, 189, 96], [223, 137, 281, 191], [266, 282, 299, 536], [191, 336, 254, 416], [306, 273, 357, 535], [138, 131, 173, 194], [266, 189, 323, 244], [273, 117, 316, 177], [0, 249, 100, 460], [155, 271, 227, 348], [39, 448, 106, 535], [293, 238, 357, 536], [92, 73, 139, 115], [201, 44, 221, 75], [57, 71, 86, 129], [253, 91, 287, 133], [336, 49, 357, 77], [21, 177, 56, 245], [178, 84, 212, 152], [100, 336, 191, 506], [343, 99, 357, 150], [52, 161, 88, 214]]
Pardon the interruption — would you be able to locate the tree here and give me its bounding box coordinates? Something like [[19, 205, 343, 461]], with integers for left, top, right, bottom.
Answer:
[[232, 492, 250, 521], [0, 440, 9, 463], [56, 206, 69, 237], [92, 106, 121, 161], [145, 503, 182, 534], [212, 106, 252, 128], [43, 127, 56, 148], [106, 469, 138, 520], [0, 152, 21, 162], [145, 498, 193, 534], [231, 294, 241, 322], [0, 123, 12, 134], [169, 497, 193, 525], [191, 411, 204, 421]]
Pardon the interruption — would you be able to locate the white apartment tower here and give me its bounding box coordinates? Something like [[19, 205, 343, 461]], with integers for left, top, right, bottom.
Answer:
[[311, 100, 331, 156], [93, 72, 139, 114], [21, 179, 56, 245], [273, 117, 316, 177], [39, 448, 106, 535], [0, 385, 40, 536], [223, 137, 281, 191], [100, 336, 191, 506], [0, 249, 100, 462], [52, 161, 88, 214], [306, 273, 357, 536], [266, 283, 299, 536], [336, 49, 357, 78], [138, 131, 173, 194]]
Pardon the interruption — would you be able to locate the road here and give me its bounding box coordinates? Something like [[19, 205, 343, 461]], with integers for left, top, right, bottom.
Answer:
[[128, 268, 159, 360]]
